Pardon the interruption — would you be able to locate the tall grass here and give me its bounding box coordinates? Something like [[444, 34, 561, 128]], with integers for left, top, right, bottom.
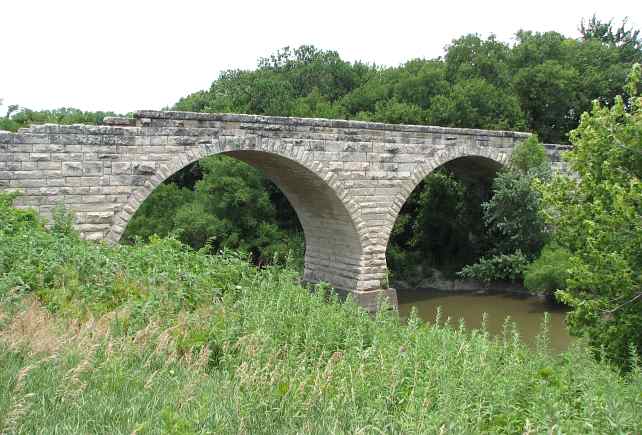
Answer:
[[1, 194, 641, 434]]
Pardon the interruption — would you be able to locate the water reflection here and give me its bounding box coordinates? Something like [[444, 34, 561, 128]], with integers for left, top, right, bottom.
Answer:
[[397, 288, 573, 352]]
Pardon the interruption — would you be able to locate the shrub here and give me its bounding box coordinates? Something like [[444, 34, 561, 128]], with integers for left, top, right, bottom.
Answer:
[[458, 251, 529, 283], [510, 135, 549, 174], [524, 245, 571, 297]]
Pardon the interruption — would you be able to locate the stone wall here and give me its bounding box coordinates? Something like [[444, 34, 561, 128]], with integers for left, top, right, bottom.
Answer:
[[0, 111, 568, 310]]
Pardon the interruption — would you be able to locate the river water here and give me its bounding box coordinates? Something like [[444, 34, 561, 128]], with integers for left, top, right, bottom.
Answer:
[[397, 288, 573, 352]]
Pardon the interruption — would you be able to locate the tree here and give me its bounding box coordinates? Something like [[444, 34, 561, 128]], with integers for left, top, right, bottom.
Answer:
[[427, 77, 526, 130], [122, 183, 194, 242], [0, 107, 117, 132], [539, 64, 642, 367], [123, 156, 304, 267], [445, 34, 512, 88], [387, 169, 489, 282], [459, 136, 550, 282], [580, 15, 642, 62], [512, 61, 581, 143]]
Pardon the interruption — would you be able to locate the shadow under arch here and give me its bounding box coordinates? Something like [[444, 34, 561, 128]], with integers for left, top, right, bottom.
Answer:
[[382, 146, 509, 251], [382, 146, 508, 284], [106, 144, 368, 294]]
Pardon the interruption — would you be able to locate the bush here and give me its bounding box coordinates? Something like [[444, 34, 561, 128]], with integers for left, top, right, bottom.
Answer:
[[387, 169, 486, 282], [0, 107, 117, 132], [458, 251, 529, 283], [0, 193, 252, 323], [524, 245, 571, 298], [510, 135, 549, 174], [123, 156, 305, 269]]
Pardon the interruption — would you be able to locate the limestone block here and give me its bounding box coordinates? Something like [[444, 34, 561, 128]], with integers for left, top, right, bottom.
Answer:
[[62, 162, 83, 176], [30, 153, 51, 161], [133, 162, 156, 175], [112, 162, 132, 175], [83, 161, 104, 176], [10, 179, 46, 188], [82, 231, 105, 241]]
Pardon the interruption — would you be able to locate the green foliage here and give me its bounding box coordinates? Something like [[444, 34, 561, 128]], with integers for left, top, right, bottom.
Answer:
[[445, 34, 512, 87], [524, 245, 572, 296], [173, 20, 641, 143], [0, 107, 118, 132], [458, 251, 530, 283], [387, 170, 488, 281], [50, 203, 78, 237], [580, 15, 642, 59], [457, 138, 550, 282], [410, 171, 481, 270], [0, 194, 252, 322], [123, 156, 304, 269], [481, 169, 548, 257], [512, 60, 582, 143], [510, 135, 550, 174], [427, 78, 526, 131], [123, 183, 195, 242], [539, 64, 642, 367], [510, 20, 641, 142], [0, 192, 42, 235], [0, 199, 641, 433]]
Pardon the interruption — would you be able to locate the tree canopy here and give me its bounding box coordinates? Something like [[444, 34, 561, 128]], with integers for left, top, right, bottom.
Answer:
[[173, 20, 640, 143]]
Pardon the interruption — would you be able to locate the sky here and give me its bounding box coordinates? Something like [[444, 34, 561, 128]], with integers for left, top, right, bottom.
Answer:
[[1, 0, 640, 115]]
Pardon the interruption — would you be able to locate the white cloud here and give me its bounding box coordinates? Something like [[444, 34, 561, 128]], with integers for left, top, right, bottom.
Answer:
[[0, 0, 639, 114]]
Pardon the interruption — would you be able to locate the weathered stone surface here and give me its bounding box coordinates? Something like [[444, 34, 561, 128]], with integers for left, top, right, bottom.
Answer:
[[133, 162, 156, 175], [62, 162, 83, 176], [0, 111, 569, 311]]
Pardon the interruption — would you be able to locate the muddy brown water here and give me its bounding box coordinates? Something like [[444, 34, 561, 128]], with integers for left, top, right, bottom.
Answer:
[[397, 288, 573, 352]]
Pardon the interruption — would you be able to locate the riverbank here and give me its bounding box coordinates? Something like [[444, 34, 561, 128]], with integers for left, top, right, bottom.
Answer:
[[1, 200, 641, 433], [393, 267, 528, 293]]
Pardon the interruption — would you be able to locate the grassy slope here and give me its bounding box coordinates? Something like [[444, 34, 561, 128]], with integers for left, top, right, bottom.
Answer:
[[0, 199, 641, 434]]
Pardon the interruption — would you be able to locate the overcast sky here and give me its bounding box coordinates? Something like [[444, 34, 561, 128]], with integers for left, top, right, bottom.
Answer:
[[1, 0, 639, 115]]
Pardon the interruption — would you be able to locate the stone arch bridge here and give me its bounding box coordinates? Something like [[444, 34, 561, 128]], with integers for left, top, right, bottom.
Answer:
[[0, 111, 567, 310]]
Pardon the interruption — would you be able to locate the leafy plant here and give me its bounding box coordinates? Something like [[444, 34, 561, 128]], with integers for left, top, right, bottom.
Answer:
[[539, 64, 642, 367], [123, 156, 304, 269], [458, 251, 530, 283], [457, 137, 551, 283], [524, 244, 572, 298]]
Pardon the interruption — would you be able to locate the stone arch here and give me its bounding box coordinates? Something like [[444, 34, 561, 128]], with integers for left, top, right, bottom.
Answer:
[[381, 144, 510, 251], [106, 139, 371, 294]]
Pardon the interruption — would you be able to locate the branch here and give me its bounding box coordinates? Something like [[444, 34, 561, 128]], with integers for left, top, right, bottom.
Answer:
[[602, 291, 642, 315]]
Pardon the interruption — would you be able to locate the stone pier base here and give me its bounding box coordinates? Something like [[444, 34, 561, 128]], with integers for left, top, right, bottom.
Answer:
[[352, 288, 399, 312], [332, 287, 398, 312]]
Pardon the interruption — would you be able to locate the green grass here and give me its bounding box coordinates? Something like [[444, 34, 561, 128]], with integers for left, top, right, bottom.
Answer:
[[1, 195, 641, 434]]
